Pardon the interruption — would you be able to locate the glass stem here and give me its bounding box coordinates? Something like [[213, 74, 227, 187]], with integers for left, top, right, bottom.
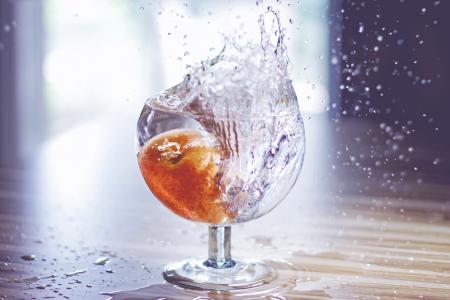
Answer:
[[204, 225, 236, 269]]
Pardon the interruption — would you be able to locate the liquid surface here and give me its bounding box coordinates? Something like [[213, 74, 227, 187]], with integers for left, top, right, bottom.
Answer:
[[138, 129, 233, 223]]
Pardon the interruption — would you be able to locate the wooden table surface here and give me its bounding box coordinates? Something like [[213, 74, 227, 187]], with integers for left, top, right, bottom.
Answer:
[[0, 114, 449, 299]]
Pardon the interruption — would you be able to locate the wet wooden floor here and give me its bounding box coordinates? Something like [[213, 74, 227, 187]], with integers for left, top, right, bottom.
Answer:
[[0, 116, 449, 299]]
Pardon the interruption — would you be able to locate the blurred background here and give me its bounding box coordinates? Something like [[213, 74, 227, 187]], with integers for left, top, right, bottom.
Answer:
[[1, 2, 450, 299], [1, 0, 329, 164], [1, 0, 449, 201]]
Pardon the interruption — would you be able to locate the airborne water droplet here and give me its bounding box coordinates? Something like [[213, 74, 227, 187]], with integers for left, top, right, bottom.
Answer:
[[358, 23, 364, 33], [331, 55, 338, 65]]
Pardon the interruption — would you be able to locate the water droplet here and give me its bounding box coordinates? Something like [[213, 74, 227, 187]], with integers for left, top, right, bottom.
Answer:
[[408, 146, 414, 153], [433, 158, 440, 165], [65, 269, 87, 277], [142, 264, 152, 274], [21, 254, 36, 261], [358, 23, 364, 33], [377, 35, 383, 42], [331, 55, 338, 65], [183, 51, 189, 56], [106, 269, 114, 273], [4, 24, 11, 32], [94, 257, 109, 265]]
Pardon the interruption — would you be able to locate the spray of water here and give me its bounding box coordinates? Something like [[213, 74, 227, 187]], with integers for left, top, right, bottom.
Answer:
[[145, 7, 305, 222]]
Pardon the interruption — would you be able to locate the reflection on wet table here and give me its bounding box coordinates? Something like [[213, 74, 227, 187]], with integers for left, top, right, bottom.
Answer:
[[0, 117, 449, 299]]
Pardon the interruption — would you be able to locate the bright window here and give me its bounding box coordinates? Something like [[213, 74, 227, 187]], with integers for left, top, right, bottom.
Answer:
[[44, 0, 329, 135]]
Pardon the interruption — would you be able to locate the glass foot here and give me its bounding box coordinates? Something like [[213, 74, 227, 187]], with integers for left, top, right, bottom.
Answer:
[[163, 259, 276, 291]]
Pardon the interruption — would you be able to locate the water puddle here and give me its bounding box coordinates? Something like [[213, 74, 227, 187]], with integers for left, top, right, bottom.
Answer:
[[103, 260, 331, 299]]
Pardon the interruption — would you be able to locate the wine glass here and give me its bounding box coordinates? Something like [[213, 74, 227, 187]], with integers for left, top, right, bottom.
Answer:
[[136, 78, 305, 290]]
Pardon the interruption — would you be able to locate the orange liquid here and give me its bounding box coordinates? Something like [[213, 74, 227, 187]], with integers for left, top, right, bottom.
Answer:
[[138, 129, 232, 223]]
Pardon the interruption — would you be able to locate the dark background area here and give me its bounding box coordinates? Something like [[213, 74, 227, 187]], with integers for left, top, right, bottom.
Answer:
[[339, 0, 450, 150], [0, 2, 18, 165]]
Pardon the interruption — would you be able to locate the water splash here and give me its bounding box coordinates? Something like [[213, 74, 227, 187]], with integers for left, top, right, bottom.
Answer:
[[138, 7, 305, 223]]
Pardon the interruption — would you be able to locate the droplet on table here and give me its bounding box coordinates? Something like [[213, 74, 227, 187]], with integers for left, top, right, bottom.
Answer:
[[21, 254, 36, 261], [94, 257, 109, 265]]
